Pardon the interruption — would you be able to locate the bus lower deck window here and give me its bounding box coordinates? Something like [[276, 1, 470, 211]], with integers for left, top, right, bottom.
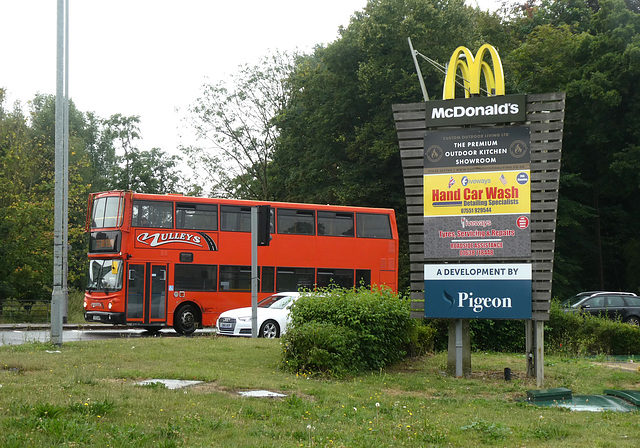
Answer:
[[219, 265, 251, 291], [174, 264, 217, 291], [317, 269, 354, 288], [276, 267, 314, 291]]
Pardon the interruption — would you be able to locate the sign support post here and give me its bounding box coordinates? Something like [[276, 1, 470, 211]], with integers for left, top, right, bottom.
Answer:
[[455, 319, 463, 377], [536, 320, 544, 387], [525, 320, 534, 376]]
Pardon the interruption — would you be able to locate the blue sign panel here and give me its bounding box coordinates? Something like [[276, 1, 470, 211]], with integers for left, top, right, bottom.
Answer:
[[424, 263, 532, 319]]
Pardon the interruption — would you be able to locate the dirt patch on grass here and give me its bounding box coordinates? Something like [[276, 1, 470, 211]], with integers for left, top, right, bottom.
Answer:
[[189, 382, 314, 400], [385, 356, 426, 371], [469, 369, 525, 380], [592, 362, 640, 373]]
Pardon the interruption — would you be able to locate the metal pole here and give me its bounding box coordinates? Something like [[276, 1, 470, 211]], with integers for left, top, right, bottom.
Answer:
[[62, 0, 69, 324], [251, 207, 258, 338], [408, 37, 429, 102], [51, 0, 66, 346]]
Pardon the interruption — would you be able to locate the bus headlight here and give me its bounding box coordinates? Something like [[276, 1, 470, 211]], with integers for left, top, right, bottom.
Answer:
[[83, 301, 88, 309], [108, 302, 113, 310]]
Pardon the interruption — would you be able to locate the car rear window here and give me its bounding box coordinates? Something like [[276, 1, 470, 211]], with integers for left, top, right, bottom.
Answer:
[[625, 296, 640, 306]]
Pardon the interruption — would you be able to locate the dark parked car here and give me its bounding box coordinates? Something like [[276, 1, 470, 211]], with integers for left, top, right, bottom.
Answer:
[[561, 291, 640, 325]]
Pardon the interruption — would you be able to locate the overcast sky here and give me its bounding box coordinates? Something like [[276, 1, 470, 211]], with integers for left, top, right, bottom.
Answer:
[[1, 0, 502, 152]]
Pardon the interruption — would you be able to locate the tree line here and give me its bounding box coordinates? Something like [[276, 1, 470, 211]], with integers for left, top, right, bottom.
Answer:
[[2, 0, 639, 306], [0, 93, 187, 303]]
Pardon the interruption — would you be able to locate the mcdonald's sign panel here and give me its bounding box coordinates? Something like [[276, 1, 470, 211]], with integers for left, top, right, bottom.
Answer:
[[423, 126, 531, 259], [426, 94, 526, 126]]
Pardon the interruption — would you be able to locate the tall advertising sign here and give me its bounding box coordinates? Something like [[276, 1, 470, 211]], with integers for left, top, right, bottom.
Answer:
[[423, 45, 532, 320]]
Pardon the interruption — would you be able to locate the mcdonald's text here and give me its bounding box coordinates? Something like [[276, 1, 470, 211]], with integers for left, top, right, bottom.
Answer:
[[425, 94, 526, 126], [431, 101, 519, 120]]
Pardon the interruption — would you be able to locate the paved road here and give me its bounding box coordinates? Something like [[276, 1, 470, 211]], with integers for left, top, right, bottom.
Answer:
[[0, 324, 216, 346]]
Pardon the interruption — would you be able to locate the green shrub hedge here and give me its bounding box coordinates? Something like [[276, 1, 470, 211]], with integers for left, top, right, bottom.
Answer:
[[429, 318, 526, 352], [281, 288, 435, 377], [281, 292, 640, 376], [545, 300, 640, 355], [429, 300, 640, 356]]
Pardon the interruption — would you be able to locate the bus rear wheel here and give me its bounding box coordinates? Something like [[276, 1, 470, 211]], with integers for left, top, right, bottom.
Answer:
[[174, 304, 199, 335]]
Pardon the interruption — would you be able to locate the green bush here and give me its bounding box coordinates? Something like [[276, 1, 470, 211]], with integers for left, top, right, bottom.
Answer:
[[67, 290, 86, 324], [405, 319, 437, 357], [281, 321, 362, 376], [281, 288, 434, 376], [428, 318, 525, 352], [545, 299, 640, 355], [470, 319, 525, 352]]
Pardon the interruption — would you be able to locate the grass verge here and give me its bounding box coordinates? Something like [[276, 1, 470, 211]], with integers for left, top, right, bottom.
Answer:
[[1, 336, 639, 447]]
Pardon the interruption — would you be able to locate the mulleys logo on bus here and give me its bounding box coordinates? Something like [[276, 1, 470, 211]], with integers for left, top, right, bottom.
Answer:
[[137, 232, 203, 248]]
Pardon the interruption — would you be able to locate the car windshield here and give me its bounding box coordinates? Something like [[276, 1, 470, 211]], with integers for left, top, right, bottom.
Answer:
[[258, 295, 296, 309], [87, 259, 123, 292], [561, 293, 592, 307]]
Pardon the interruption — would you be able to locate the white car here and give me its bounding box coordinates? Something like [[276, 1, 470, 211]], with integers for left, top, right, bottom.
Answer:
[[216, 292, 301, 338]]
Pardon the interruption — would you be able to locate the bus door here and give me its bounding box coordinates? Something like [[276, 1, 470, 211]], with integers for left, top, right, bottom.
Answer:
[[126, 263, 167, 324]]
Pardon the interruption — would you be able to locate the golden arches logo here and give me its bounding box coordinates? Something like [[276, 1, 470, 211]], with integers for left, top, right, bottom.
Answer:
[[443, 44, 504, 100]]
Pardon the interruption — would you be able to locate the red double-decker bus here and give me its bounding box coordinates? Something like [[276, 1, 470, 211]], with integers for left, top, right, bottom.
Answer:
[[84, 191, 399, 334]]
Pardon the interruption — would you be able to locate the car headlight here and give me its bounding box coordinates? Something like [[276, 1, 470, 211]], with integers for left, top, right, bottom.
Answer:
[[237, 316, 252, 322]]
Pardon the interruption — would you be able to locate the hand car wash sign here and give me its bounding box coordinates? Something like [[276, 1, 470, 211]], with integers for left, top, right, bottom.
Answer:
[[423, 125, 531, 259], [423, 44, 532, 319]]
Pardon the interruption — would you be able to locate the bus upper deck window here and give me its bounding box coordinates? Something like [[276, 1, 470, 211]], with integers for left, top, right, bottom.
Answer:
[[318, 211, 354, 237], [92, 196, 124, 228], [356, 213, 392, 239], [220, 206, 251, 232], [132, 200, 173, 228], [277, 209, 315, 235], [177, 203, 218, 230]]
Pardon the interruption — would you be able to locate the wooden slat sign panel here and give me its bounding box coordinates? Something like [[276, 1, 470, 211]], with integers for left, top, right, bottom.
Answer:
[[393, 92, 565, 321]]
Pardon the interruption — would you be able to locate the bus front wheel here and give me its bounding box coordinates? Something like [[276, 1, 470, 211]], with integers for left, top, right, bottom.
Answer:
[[174, 304, 199, 335]]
